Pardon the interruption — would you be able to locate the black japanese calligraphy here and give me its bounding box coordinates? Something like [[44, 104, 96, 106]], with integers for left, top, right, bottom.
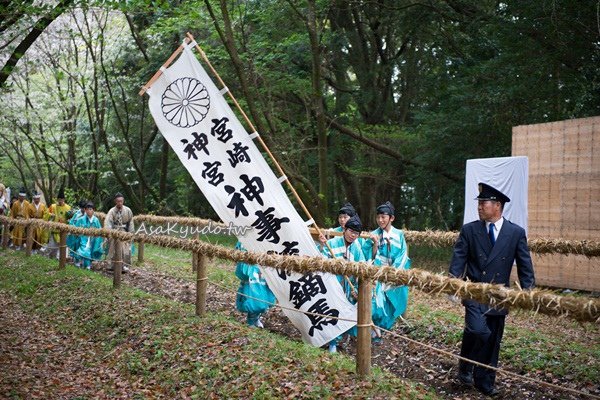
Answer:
[[227, 142, 251, 167], [251, 207, 290, 243], [224, 185, 248, 217], [181, 132, 209, 160], [210, 117, 233, 143], [289, 273, 326, 308], [275, 267, 290, 280], [281, 241, 300, 256], [239, 175, 264, 206], [307, 299, 339, 336], [202, 161, 224, 187]]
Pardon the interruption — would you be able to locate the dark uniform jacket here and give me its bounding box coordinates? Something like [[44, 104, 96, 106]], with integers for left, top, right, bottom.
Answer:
[[449, 218, 535, 315]]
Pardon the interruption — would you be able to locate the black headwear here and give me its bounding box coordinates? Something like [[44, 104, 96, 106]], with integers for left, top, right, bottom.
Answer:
[[114, 192, 124, 200], [57, 187, 65, 199], [18, 187, 27, 196], [84, 201, 95, 209], [338, 202, 357, 217], [476, 183, 510, 204], [78, 199, 87, 209], [344, 215, 362, 232], [376, 201, 395, 216]]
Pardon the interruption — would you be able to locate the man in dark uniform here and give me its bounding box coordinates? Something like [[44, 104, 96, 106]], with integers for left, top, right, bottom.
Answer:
[[449, 183, 535, 396]]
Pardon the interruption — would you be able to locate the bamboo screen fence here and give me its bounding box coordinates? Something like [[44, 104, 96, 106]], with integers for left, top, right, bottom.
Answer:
[[512, 116, 600, 291]]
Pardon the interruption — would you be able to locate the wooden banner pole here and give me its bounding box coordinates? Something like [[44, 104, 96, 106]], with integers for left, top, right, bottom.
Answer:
[[138, 40, 189, 96]]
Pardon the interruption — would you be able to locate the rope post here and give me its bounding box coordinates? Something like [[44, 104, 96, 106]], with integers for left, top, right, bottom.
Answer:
[[25, 224, 34, 256], [192, 251, 198, 272], [192, 232, 200, 272], [195, 252, 207, 316], [113, 240, 123, 289], [137, 241, 144, 264], [1, 221, 9, 248], [356, 276, 372, 377], [58, 231, 67, 269]]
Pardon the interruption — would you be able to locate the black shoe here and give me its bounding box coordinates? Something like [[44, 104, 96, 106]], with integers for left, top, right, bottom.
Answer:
[[457, 372, 474, 386], [476, 386, 499, 397]]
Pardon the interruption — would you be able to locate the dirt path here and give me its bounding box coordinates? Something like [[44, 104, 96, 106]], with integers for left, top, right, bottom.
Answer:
[[0, 293, 136, 399], [99, 263, 599, 400]]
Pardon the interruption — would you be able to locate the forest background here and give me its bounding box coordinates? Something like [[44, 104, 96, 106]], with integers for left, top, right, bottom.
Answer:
[[1, 0, 598, 230]]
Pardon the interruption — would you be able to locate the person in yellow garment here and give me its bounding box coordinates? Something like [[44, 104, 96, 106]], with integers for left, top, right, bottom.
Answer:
[[28, 190, 48, 253], [0, 183, 9, 215], [9, 188, 30, 250], [44, 187, 71, 259]]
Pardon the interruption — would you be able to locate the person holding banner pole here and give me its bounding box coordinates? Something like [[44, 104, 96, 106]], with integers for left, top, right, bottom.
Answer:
[[362, 201, 411, 342], [332, 202, 357, 233], [322, 215, 365, 353]]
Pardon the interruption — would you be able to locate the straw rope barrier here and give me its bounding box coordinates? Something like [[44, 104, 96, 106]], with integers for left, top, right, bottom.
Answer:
[[209, 280, 599, 399], [2, 216, 598, 323], [84, 213, 600, 257], [3, 219, 598, 397]]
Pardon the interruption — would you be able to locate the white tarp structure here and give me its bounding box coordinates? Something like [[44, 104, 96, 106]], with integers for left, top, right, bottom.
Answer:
[[464, 156, 529, 233], [146, 41, 356, 347]]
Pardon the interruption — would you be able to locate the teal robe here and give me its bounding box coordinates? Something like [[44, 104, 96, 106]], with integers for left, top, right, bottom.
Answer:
[[66, 210, 84, 254], [72, 214, 104, 268], [362, 226, 411, 330], [234, 242, 275, 315]]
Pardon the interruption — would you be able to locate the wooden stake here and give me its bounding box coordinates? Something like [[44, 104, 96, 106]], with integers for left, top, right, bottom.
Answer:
[[113, 240, 123, 289], [58, 231, 67, 269], [356, 276, 372, 377], [137, 241, 144, 264], [196, 252, 207, 317], [192, 251, 198, 273], [1, 222, 8, 248], [25, 225, 33, 256]]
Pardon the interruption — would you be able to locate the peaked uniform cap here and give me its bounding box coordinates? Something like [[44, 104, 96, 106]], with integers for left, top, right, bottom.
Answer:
[[476, 183, 510, 203]]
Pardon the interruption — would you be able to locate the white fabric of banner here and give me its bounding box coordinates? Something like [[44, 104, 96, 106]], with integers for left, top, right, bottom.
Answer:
[[464, 156, 529, 233], [147, 47, 356, 347]]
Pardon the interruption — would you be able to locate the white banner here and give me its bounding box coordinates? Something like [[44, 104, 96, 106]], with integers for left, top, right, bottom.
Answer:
[[146, 42, 356, 347], [464, 156, 529, 233]]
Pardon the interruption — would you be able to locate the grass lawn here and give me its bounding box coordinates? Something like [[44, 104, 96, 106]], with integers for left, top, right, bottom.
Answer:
[[0, 249, 434, 399], [139, 240, 600, 386]]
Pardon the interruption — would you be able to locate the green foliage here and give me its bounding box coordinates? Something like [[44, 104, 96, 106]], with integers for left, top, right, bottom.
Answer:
[[1, 0, 598, 229]]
